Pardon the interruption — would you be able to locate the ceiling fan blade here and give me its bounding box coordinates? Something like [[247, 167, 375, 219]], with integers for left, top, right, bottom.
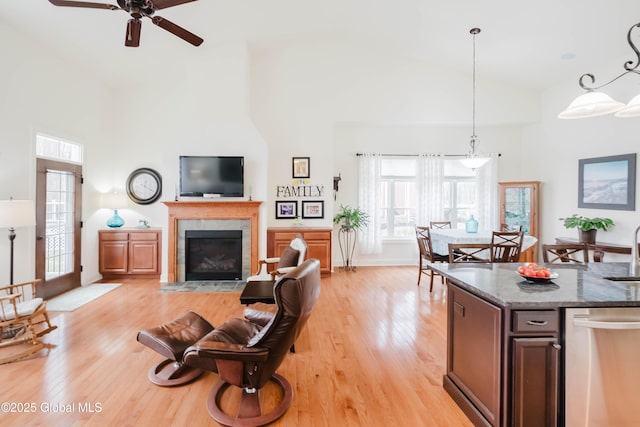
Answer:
[[125, 19, 142, 47], [48, 0, 120, 10], [151, 16, 203, 46], [150, 0, 197, 10]]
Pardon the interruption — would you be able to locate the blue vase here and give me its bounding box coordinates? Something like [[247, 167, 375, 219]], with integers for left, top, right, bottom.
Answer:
[[107, 209, 125, 228], [465, 215, 478, 233]]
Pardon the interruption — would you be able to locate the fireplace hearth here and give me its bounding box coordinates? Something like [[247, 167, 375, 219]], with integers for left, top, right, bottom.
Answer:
[[185, 230, 242, 281]]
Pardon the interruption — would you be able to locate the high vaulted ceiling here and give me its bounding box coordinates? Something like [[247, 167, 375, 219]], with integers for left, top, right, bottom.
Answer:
[[2, 0, 640, 91]]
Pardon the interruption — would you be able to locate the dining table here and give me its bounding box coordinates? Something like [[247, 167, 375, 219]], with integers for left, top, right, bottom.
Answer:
[[429, 228, 538, 256]]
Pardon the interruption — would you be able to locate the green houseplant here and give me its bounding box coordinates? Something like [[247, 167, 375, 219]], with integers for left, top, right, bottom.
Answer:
[[559, 214, 614, 244], [333, 205, 369, 271]]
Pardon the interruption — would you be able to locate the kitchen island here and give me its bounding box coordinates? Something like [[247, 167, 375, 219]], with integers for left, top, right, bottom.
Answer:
[[430, 262, 640, 427]]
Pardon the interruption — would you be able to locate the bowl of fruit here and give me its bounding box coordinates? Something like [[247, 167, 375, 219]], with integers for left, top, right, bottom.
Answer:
[[516, 263, 559, 283]]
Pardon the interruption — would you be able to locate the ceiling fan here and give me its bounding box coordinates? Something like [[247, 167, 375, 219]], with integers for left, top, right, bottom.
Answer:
[[48, 0, 204, 47]]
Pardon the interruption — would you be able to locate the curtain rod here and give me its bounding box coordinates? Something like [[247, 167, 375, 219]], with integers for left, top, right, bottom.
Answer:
[[355, 153, 502, 157]]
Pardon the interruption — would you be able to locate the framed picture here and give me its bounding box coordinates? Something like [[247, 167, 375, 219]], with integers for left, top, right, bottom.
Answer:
[[292, 157, 310, 179], [301, 200, 324, 219], [275, 201, 298, 219], [579, 153, 636, 210]]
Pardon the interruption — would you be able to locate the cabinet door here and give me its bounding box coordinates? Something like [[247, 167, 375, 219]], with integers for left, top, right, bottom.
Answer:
[[447, 285, 502, 426], [128, 231, 159, 274], [99, 240, 128, 273], [512, 338, 559, 427], [129, 241, 158, 274]]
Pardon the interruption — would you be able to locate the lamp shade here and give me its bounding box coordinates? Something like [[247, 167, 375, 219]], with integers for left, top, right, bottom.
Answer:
[[614, 94, 640, 117], [558, 91, 626, 119], [0, 200, 36, 229], [459, 156, 491, 169]]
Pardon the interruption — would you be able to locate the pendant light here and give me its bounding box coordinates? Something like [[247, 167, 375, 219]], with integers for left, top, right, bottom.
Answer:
[[559, 22, 640, 119], [459, 28, 491, 169]]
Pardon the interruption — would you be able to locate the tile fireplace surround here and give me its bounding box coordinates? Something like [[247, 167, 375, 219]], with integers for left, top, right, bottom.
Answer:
[[164, 201, 262, 282]]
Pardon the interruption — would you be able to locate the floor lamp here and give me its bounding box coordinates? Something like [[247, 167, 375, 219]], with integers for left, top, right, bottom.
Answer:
[[0, 199, 36, 284]]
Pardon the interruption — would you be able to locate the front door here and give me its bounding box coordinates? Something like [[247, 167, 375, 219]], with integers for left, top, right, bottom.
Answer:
[[35, 158, 82, 299]]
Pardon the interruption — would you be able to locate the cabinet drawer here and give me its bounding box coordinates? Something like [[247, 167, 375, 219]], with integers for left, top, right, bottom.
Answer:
[[303, 231, 330, 240], [129, 231, 159, 241], [512, 310, 558, 333], [100, 232, 128, 241], [272, 232, 301, 241]]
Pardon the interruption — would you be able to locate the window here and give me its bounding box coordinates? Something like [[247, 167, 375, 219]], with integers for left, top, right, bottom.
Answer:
[[378, 157, 477, 238], [380, 158, 416, 238], [36, 133, 83, 164]]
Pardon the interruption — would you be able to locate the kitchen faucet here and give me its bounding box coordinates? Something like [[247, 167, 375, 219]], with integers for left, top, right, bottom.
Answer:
[[630, 226, 640, 276]]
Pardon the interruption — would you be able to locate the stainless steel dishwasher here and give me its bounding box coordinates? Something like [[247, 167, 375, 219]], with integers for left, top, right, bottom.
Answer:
[[565, 307, 640, 426]]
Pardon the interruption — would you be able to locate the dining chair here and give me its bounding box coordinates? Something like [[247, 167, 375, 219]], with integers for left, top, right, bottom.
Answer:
[[430, 221, 452, 229], [491, 231, 524, 262], [448, 243, 493, 263], [415, 226, 449, 291], [542, 243, 589, 263]]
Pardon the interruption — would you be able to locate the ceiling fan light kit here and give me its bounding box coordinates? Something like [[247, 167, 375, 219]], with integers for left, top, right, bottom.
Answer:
[[559, 22, 640, 119], [48, 0, 203, 47]]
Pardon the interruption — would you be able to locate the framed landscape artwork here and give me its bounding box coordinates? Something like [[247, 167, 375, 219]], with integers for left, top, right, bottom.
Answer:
[[275, 201, 297, 219], [578, 153, 636, 210]]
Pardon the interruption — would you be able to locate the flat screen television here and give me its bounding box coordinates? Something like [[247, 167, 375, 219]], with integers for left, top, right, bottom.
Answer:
[[179, 156, 244, 197]]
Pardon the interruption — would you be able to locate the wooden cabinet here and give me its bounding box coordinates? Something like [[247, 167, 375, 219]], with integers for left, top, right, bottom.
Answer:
[[99, 228, 161, 278], [499, 181, 540, 263], [510, 310, 559, 427], [444, 282, 560, 426], [446, 285, 502, 426], [267, 227, 332, 274]]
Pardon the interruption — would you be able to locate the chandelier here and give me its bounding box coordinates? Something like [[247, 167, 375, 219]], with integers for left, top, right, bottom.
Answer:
[[559, 22, 640, 119], [459, 28, 491, 169]]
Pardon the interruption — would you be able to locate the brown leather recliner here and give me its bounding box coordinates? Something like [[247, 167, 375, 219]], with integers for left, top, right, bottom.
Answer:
[[182, 258, 321, 427]]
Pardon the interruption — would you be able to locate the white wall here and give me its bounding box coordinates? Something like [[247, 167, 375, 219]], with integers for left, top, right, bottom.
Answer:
[[0, 21, 113, 285], [522, 59, 640, 260], [251, 39, 541, 266], [5, 22, 640, 283]]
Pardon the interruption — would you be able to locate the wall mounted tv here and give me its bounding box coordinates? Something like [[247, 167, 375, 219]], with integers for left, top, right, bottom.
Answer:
[[179, 156, 244, 197]]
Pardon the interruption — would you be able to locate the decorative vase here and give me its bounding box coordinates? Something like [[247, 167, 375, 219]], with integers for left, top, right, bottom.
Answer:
[[107, 209, 125, 228], [465, 215, 479, 233], [579, 229, 597, 244]]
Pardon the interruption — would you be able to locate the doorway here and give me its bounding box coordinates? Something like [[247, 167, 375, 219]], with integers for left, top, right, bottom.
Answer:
[[35, 158, 82, 299]]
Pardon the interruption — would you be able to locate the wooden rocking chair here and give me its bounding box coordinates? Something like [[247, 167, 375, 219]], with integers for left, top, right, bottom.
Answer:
[[0, 279, 57, 364]]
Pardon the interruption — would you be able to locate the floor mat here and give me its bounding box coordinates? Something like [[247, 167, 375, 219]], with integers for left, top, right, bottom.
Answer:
[[46, 284, 122, 312]]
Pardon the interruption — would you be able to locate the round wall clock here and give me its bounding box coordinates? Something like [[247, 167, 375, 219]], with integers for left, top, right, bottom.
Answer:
[[126, 168, 162, 205]]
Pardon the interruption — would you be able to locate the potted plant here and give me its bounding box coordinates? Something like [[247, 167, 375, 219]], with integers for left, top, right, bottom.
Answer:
[[559, 214, 614, 244], [333, 205, 369, 271]]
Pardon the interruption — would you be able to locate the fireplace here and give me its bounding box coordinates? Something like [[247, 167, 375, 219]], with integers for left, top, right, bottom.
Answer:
[[164, 201, 262, 283], [185, 230, 242, 281]]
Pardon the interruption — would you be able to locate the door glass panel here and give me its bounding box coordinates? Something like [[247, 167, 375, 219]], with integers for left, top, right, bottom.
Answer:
[[504, 187, 531, 234], [46, 170, 75, 279]]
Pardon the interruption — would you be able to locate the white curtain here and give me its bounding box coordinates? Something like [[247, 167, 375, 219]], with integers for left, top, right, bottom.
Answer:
[[416, 154, 445, 227], [475, 154, 499, 231], [357, 153, 382, 254]]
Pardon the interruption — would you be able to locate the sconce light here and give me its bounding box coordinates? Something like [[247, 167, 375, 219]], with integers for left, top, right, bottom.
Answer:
[[333, 174, 341, 200], [459, 28, 491, 170], [559, 22, 640, 119]]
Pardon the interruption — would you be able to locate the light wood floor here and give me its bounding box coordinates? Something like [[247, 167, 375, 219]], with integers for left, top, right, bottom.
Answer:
[[2, 267, 473, 427]]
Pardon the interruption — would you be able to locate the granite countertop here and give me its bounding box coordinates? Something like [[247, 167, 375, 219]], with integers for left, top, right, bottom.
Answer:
[[430, 262, 640, 308]]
